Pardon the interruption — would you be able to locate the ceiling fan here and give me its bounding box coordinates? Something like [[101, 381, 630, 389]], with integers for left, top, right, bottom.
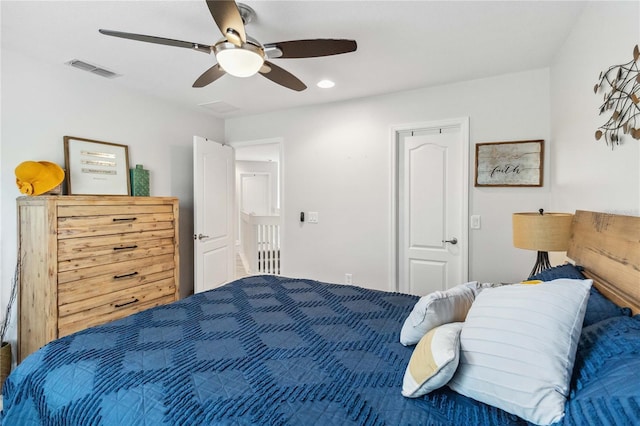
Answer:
[[99, 0, 357, 91]]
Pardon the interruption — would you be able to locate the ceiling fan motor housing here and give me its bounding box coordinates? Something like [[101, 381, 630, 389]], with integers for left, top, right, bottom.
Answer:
[[236, 3, 256, 25]]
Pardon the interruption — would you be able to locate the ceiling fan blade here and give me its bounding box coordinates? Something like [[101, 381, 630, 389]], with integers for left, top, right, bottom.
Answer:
[[206, 0, 246, 46], [259, 61, 306, 92], [193, 64, 226, 88], [264, 39, 357, 59], [99, 29, 211, 53]]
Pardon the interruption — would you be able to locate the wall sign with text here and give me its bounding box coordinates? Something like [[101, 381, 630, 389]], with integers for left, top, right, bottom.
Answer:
[[64, 136, 131, 195], [475, 140, 544, 187]]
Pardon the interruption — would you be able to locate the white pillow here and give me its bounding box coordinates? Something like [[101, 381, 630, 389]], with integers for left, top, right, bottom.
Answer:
[[402, 322, 464, 398], [448, 278, 592, 425], [400, 283, 476, 346]]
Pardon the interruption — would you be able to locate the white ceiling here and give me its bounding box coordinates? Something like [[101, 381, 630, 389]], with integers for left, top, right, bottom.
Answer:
[[1, 1, 586, 118]]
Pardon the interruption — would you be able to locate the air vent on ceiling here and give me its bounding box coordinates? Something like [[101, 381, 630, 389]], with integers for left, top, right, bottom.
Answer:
[[198, 100, 241, 115], [66, 59, 121, 79]]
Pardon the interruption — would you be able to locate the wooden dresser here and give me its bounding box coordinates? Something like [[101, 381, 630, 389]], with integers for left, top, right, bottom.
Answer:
[[17, 196, 180, 362]]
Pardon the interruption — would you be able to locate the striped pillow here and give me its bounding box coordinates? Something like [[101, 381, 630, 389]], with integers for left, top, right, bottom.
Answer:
[[400, 283, 476, 346], [448, 278, 592, 425]]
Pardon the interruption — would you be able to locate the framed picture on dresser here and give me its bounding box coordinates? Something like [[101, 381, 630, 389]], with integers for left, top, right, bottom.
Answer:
[[64, 136, 131, 195]]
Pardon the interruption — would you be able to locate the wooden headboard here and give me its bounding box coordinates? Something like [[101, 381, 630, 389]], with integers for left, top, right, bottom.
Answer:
[[567, 210, 640, 315]]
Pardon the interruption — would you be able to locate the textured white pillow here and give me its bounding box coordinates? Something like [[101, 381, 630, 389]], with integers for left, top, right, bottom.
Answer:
[[402, 322, 464, 398], [448, 278, 592, 425], [400, 283, 476, 346]]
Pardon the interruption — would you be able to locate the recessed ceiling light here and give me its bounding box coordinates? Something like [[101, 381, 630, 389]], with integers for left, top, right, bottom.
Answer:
[[317, 79, 335, 89]]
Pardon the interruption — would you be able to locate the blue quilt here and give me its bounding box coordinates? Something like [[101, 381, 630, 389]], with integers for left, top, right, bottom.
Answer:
[[2, 275, 638, 425]]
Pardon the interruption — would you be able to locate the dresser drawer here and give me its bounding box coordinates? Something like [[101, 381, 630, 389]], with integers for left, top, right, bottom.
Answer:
[[58, 293, 176, 337], [58, 229, 175, 261], [58, 236, 175, 272], [58, 253, 175, 285], [59, 277, 176, 319], [58, 269, 175, 305], [57, 212, 174, 239], [57, 203, 173, 217]]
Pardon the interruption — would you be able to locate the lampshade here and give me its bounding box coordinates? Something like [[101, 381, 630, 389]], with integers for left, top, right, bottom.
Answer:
[[215, 42, 264, 78], [512, 212, 574, 251]]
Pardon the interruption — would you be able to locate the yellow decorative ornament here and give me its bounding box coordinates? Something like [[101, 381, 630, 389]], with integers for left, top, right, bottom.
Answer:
[[15, 161, 65, 196]]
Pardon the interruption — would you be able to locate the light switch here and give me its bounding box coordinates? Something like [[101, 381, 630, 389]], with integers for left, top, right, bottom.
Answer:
[[470, 215, 481, 229], [308, 212, 319, 224]]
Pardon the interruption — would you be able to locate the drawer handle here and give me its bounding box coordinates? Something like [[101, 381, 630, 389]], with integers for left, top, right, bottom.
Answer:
[[113, 217, 137, 222], [114, 298, 139, 308], [113, 271, 139, 280], [113, 245, 138, 251]]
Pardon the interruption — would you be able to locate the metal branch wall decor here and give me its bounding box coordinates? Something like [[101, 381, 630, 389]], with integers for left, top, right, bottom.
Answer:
[[594, 44, 640, 147]]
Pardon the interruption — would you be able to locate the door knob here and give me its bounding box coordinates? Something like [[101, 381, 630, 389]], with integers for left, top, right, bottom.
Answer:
[[198, 233, 210, 240], [442, 237, 458, 245]]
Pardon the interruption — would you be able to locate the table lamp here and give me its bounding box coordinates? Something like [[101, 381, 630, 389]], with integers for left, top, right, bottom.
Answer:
[[512, 209, 574, 278]]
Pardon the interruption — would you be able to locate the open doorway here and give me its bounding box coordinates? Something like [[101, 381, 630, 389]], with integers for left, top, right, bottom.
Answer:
[[230, 138, 284, 278]]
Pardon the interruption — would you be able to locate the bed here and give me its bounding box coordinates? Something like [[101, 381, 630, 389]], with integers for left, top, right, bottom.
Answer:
[[2, 210, 639, 425]]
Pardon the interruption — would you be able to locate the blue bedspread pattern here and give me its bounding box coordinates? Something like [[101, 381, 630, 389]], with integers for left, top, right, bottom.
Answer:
[[2, 275, 639, 425], [563, 315, 640, 425]]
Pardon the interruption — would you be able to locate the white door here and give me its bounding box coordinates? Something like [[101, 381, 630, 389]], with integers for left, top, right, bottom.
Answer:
[[397, 119, 469, 295], [241, 173, 270, 215], [194, 136, 235, 293]]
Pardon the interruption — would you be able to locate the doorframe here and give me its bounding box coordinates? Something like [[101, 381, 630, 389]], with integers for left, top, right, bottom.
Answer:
[[389, 117, 470, 292], [228, 137, 285, 272]]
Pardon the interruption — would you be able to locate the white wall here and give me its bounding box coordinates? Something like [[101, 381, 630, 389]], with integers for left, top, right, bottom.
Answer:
[[0, 48, 224, 344], [549, 1, 639, 215], [226, 68, 552, 291]]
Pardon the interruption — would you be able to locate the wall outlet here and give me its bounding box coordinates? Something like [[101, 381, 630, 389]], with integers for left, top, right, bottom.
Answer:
[[308, 211, 319, 223], [345, 273, 352, 284]]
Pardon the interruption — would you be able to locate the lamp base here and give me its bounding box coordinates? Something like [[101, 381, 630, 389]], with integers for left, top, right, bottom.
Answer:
[[528, 251, 552, 278]]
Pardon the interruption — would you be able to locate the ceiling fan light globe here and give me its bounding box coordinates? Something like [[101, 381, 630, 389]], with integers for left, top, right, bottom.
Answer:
[[215, 42, 264, 78]]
